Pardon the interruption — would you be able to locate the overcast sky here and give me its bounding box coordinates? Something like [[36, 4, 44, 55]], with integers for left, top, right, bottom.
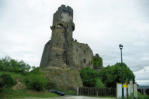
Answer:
[[0, 0, 149, 85]]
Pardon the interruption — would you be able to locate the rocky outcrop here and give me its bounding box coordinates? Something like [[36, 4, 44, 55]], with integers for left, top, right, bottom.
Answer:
[[39, 5, 94, 90], [41, 67, 83, 90], [40, 5, 93, 69], [12, 79, 26, 90]]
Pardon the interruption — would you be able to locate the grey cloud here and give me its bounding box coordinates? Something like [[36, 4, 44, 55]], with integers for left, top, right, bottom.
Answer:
[[136, 0, 149, 18], [134, 66, 149, 82]]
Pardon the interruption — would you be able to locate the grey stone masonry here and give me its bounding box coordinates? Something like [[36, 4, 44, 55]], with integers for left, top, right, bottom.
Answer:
[[40, 5, 93, 69]]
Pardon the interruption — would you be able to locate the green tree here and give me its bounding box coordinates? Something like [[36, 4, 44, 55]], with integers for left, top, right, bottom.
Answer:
[[25, 68, 48, 91], [80, 67, 99, 87], [0, 56, 30, 73], [98, 63, 135, 88], [0, 74, 16, 90], [92, 54, 103, 69], [95, 79, 105, 88]]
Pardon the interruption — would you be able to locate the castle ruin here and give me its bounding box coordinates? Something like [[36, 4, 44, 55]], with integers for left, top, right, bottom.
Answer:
[[40, 5, 93, 69]]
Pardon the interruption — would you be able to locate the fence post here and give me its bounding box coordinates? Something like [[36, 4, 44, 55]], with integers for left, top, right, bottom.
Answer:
[[77, 87, 79, 96], [75, 87, 116, 97], [96, 88, 98, 96]]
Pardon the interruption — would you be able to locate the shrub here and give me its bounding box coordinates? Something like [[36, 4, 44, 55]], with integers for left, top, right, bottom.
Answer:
[[80, 67, 98, 87], [95, 79, 105, 88], [30, 67, 40, 73], [0, 74, 16, 89], [92, 54, 103, 69], [25, 71, 48, 91], [138, 92, 149, 99], [98, 63, 135, 88], [0, 56, 30, 73]]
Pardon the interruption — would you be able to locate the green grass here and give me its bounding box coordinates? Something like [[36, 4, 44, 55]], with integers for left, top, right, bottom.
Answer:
[[138, 92, 149, 99], [116, 93, 149, 99], [0, 89, 58, 99], [88, 96, 115, 98], [0, 71, 25, 80], [0, 71, 58, 99]]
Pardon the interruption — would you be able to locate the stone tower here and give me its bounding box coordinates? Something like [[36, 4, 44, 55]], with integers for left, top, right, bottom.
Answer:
[[40, 5, 93, 69]]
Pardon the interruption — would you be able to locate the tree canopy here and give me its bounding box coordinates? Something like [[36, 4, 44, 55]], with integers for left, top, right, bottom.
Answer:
[[98, 63, 135, 88], [80, 62, 135, 88], [0, 57, 30, 73], [80, 67, 105, 88], [92, 54, 103, 69]]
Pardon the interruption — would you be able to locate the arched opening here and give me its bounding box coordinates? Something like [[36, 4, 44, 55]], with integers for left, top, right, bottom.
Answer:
[[72, 25, 75, 31], [57, 23, 64, 28]]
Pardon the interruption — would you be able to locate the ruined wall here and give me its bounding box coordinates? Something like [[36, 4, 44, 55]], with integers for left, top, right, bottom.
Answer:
[[40, 5, 93, 69], [71, 41, 93, 69]]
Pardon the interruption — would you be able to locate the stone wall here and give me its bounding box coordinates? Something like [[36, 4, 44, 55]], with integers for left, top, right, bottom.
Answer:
[[71, 41, 93, 69]]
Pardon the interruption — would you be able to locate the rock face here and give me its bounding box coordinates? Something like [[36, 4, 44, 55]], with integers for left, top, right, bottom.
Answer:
[[40, 5, 93, 69], [42, 67, 83, 90]]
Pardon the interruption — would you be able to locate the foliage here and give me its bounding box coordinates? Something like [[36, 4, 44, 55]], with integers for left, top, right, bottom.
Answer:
[[80, 62, 135, 88], [138, 92, 149, 99], [30, 67, 40, 73], [0, 56, 30, 73], [0, 71, 24, 80], [80, 67, 104, 87], [0, 74, 16, 90], [25, 74, 48, 91], [92, 54, 103, 69], [80, 53, 105, 87], [25, 68, 48, 91], [98, 63, 135, 88], [95, 79, 105, 88], [0, 89, 58, 98]]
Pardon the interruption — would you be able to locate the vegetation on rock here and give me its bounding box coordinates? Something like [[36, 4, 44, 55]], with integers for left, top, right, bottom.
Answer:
[[25, 68, 48, 91], [0, 57, 58, 98], [0, 73, 16, 91], [92, 54, 103, 69]]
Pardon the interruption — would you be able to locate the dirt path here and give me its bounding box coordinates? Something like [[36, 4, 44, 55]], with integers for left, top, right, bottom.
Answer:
[[17, 96, 116, 99]]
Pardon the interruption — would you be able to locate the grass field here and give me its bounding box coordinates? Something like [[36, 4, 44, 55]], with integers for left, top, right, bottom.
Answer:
[[0, 89, 58, 99], [138, 93, 149, 99]]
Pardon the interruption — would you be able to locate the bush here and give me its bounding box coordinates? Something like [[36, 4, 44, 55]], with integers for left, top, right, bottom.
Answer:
[[0, 56, 30, 73], [80, 67, 99, 87], [95, 79, 105, 88], [98, 63, 135, 88], [0, 74, 16, 89], [30, 67, 40, 73], [0, 88, 58, 98], [92, 54, 103, 69], [138, 92, 149, 99], [25, 71, 48, 91]]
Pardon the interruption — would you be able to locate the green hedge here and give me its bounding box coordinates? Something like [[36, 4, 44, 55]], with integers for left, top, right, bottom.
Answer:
[[0, 73, 16, 90], [25, 68, 48, 91]]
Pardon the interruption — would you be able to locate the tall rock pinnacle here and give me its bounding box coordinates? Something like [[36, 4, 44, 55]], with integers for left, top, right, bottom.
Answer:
[[40, 5, 93, 69]]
